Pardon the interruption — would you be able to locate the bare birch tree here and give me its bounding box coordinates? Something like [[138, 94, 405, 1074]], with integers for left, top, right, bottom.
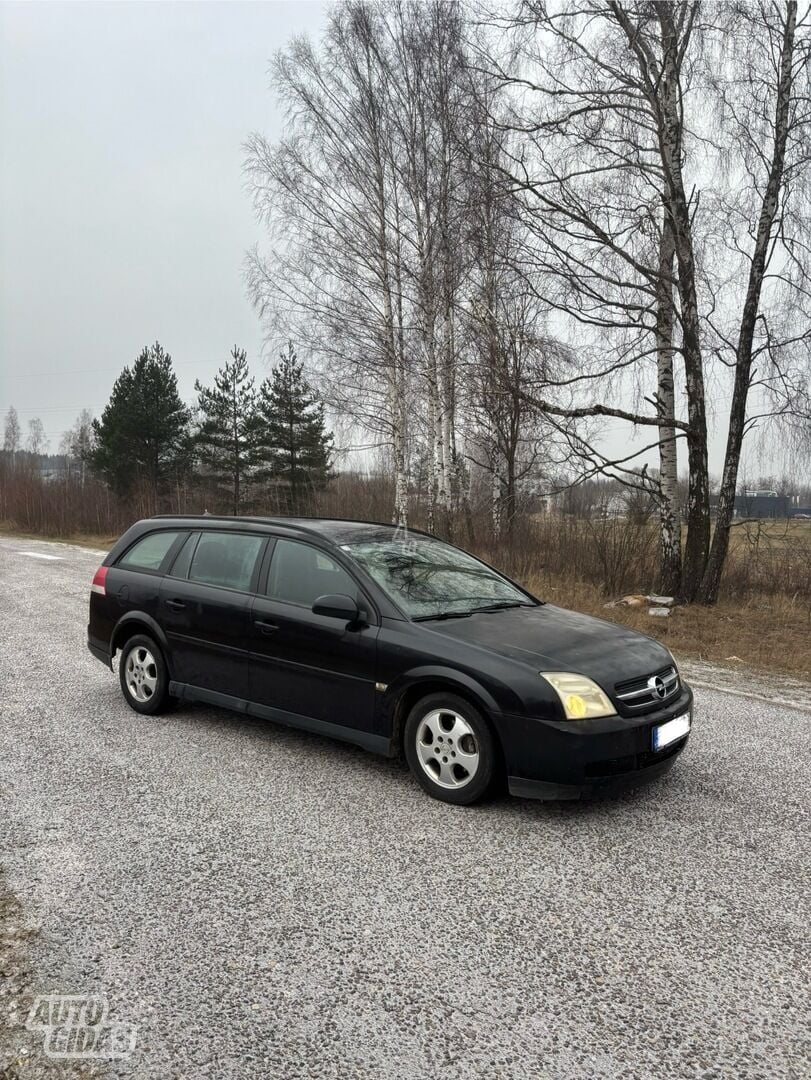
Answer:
[[697, 0, 811, 601], [26, 417, 47, 456], [245, 3, 411, 523], [3, 406, 20, 463], [477, 1, 709, 595]]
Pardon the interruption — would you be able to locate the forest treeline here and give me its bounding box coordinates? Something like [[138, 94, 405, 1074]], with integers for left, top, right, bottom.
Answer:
[[2, 342, 332, 519]]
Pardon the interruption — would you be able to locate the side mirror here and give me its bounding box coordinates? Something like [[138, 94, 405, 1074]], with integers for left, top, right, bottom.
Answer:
[[312, 593, 360, 623]]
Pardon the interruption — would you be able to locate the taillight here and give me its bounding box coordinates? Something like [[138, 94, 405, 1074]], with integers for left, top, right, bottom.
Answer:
[[91, 566, 108, 596]]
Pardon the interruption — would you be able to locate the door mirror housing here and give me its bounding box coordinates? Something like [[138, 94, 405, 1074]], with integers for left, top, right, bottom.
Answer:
[[312, 593, 360, 623]]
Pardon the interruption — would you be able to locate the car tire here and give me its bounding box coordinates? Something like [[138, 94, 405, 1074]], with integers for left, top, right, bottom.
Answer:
[[404, 692, 497, 805], [118, 634, 174, 715]]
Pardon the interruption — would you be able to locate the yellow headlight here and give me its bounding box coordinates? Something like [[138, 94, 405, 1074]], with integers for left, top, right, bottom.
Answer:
[[565, 694, 588, 718], [541, 672, 616, 720]]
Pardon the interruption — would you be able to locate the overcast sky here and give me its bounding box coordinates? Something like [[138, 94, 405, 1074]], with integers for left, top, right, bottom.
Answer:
[[0, 0, 326, 453], [0, 1, 803, 484]]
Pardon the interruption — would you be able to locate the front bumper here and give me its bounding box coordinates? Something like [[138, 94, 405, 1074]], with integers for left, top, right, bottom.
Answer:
[[502, 684, 693, 801]]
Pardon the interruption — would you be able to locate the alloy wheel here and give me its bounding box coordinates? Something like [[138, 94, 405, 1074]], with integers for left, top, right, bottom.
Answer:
[[416, 708, 480, 789], [125, 645, 158, 703]]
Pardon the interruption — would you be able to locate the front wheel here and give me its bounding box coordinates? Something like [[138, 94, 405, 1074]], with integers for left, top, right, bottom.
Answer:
[[404, 692, 497, 805], [118, 634, 173, 715]]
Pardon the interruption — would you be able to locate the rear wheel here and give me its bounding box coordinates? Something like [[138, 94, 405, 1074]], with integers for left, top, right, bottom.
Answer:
[[404, 692, 497, 805], [118, 634, 173, 715]]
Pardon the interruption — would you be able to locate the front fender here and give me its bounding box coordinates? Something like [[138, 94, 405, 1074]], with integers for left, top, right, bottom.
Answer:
[[384, 664, 504, 719]]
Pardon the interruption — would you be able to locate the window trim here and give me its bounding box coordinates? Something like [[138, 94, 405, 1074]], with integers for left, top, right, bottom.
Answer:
[[116, 529, 189, 577], [184, 530, 269, 596], [259, 536, 378, 624], [165, 531, 201, 580]]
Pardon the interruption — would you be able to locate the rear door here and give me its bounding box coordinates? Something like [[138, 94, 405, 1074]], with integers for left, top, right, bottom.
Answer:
[[249, 537, 379, 734], [96, 528, 188, 647], [159, 530, 266, 698]]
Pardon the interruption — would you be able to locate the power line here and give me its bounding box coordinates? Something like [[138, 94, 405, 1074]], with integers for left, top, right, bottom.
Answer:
[[3, 404, 106, 414], [2, 356, 260, 380]]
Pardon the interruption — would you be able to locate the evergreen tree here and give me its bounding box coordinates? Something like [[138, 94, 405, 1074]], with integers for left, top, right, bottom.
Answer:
[[256, 343, 332, 513], [194, 346, 258, 514], [91, 342, 192, 505]]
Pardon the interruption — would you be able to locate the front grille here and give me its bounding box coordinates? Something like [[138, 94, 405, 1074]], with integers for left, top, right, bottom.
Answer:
[[614, 665, 679, 712]]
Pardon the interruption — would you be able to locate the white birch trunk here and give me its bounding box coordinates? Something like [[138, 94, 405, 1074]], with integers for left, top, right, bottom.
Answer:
[[655, 207, 682, 595], [491, 439, 504, 536]]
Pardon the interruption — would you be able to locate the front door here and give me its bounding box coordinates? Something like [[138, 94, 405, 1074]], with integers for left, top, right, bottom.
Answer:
[[249, 538, 378, 734]]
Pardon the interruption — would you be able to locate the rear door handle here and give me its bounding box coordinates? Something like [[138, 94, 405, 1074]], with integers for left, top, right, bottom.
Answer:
[[165, 598, 186, 610], [254, 619, 279, 635]]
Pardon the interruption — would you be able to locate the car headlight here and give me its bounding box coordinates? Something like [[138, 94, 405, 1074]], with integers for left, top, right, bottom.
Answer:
[[540, 672, 617, 720]]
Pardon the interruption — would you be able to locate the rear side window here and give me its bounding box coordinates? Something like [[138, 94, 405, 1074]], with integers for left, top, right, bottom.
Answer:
[[118, 530, 183, 572], [266, 538, 358, 607], [188, 532, 264, 592]]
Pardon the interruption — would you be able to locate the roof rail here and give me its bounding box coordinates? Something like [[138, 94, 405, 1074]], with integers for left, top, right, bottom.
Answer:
[[147, 513, 324, 538], [147, 513, 434, 540]]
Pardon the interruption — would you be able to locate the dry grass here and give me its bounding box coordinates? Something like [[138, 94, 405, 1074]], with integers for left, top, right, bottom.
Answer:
[[0, 526, 118, 552], [528, 572, 811, 681]]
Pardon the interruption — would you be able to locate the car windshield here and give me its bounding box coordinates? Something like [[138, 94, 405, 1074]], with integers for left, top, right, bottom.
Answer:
[[342, 537, 535, 619]]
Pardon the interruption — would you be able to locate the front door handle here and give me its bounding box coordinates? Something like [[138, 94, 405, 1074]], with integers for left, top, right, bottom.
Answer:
[[165, 598, 186, 610], [254, 619, 279, 635]]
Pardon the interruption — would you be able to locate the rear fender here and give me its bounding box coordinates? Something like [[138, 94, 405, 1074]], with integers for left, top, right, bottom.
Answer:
[[110, 613, 172, 671]]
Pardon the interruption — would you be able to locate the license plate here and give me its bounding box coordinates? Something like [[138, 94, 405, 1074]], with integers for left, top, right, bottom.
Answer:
[[652, 712, 691, 751]]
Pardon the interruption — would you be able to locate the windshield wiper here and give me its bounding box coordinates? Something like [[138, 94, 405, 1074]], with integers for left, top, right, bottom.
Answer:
[[467, 601, 536, 613], [413, 610, 474, 621], [414, 601, 537, 621]]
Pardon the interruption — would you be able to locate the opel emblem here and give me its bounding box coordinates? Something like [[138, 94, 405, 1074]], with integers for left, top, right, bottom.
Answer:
[[649, 675, 667, 699]]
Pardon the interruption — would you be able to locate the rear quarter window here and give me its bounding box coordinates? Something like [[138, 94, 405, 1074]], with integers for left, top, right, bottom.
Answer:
[[117, 531, 184, 572]]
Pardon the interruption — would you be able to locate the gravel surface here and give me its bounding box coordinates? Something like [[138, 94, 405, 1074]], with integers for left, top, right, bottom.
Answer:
[[1, 536, 809, 1080]]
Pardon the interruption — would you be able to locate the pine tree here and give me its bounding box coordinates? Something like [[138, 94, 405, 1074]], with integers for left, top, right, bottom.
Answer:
[[91, 342, 192, 506], [194, 346, 258, 514], [255, 343, 332, 514]]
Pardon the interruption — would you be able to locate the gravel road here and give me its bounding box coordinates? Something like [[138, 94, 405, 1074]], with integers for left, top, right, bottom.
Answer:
[[1, 536, 809, 1080]]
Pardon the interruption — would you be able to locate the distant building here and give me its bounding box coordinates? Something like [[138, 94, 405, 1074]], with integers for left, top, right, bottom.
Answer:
[[722, 491, 811, 519]]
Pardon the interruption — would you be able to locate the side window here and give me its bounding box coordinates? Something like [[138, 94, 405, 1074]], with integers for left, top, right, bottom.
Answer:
[[167, 532, 198, 579], [188, 532, 264, 592], [266, 539, 358, 607], [118, 531, 183, 572]]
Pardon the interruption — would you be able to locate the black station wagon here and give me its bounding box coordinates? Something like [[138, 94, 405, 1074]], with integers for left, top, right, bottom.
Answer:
[[88, 516, 692, 804]]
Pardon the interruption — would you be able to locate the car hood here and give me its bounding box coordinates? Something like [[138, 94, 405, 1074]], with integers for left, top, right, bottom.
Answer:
[[426, 603, 672, 689]]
